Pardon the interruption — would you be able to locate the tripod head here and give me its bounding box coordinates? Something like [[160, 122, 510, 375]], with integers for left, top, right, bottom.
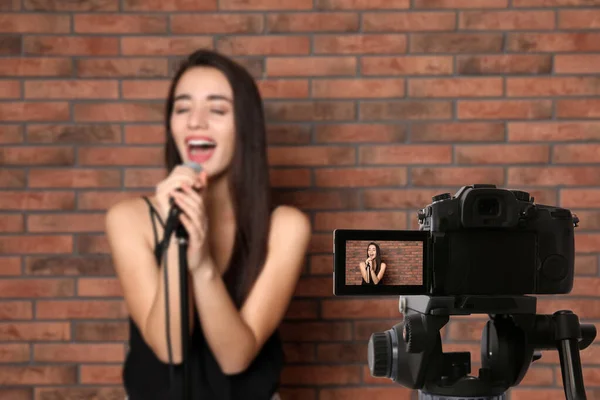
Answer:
[[368, 295, 597, 400]]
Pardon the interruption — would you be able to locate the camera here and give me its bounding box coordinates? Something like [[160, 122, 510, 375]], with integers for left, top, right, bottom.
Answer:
[[333, 183, 576, 297], [332, 184, 596, 400]]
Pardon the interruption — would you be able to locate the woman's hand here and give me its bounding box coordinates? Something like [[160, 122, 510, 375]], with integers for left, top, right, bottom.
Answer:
[[155, 165, 203, 221], [169, 174, 211, 273]]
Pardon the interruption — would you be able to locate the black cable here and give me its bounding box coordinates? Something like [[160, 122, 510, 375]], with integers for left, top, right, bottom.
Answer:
[[161, 238, 175, 389]]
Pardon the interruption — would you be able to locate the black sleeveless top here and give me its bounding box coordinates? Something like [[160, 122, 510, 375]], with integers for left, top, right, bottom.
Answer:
[[122, 197, 285, 399], [361, 261, 380, 286]]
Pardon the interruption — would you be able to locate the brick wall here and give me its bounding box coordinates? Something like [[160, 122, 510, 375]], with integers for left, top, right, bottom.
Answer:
[[1, 0, 600, 399]]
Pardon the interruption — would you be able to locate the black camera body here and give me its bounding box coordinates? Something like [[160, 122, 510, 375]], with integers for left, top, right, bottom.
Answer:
[[418, 184, 577, 296]]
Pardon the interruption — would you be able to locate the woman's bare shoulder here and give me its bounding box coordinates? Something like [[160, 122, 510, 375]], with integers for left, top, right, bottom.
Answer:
[[105, 196, 155, 242]]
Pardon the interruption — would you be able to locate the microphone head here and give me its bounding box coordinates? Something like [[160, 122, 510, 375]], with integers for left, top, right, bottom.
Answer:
[[184, 161, 203, 174]]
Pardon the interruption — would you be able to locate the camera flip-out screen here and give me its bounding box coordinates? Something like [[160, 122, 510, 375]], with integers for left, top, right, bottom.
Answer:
[[333, 229, 429, 296]]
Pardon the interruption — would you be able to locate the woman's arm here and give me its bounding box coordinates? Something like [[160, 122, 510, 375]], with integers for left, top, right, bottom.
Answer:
[[191, 206, 311, 374], [371, 262, 387, 285], [359, 262, 368, 282]]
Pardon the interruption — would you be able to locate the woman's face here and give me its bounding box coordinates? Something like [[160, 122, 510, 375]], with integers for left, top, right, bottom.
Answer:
[[170, 66, 235, 179], [367, 245, 377, 259]]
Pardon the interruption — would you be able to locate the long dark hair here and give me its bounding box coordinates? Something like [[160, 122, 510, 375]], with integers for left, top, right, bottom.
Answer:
[[366, 242, 382, 275], [164, 49, 271, 307]]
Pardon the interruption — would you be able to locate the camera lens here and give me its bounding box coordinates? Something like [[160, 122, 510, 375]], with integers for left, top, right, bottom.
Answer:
[[477, 198, 500, 216]]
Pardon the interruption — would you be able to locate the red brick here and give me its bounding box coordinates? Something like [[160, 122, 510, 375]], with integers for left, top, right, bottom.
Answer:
[[75, 321, 128, 341], [361, 55, 453, 75], [218, 36, 310, 55], [308, 233, 331, 254], [123, 0, 216, 10], [77, 235, 110, 254], [25, 255, 114, 276], [29, 169, 121, 188], [508, 77, 600, 97], [309, 255, 333, 275], [316, 0, 409, 9], [124, 168, 166, 188], [268, 146, 355, 166], [0, 322, 70, 341], [281, 365, 361, 385], [284, 300, 319, 320], [268, 12, 358, 32], [34, 343, 124, 362], [576, 234, 600, 253], [172, 14, 263, 34], [0, 0, 19, 10], [0, 215, 23, 233], [0, 125, 22, 143], [74, 102, 163, 122], [315, 124, 406, 143], [364, 12, 456, 32], [457, 54, 552, 75], [80, 365, 122, 384], [561, 189, 600, 208], [124, 124, 164, 144], [0, 389, 30, 400], [257, 79, 309, 99], [509, 122, 600, 141], [36, 300, 127, 319], [0, 35, 21, 55], [0, 170, 26, 188], [559, 9, 600, 29], [0, 257, 20, 276], [315, 211, 407, 230], [315, 167, 407, 187], [0, 81, 20, 98], [0, 236, 72, 254], [555, 55, 600, 74], [77, 58, 169, 78], [411, 167, 504, 186], [0, 302, 32, 320], [553, 144, 600, 164], [78, 191, 150, 210], [320, 388, 412, 400], [221, 0, 312, 9], [78, 278, 122, 297], [362, 188, 450, 209], [283, 343, 316, 363], [78, 146, 163, 166], [0, 366, 76, 384], [359, 145, 451, 164], [0, 192, 74, 211], [26, 79, 118, 99], [27, 124, 122, 144], [27, 214, 104, 233], [411, 122, 504, 142], [456, 144, 549, 164], [266, 56, 357, 77], [74, 14, 166, 33], [409, 77, 502, 97], [458, 100, 552, 120], [507, 33, 600, 52], [460, 10, 555, 30], [0, 279, 74, 298], [294, 277, 332, 297], [575, 254, 598, 275], [265, 101, 355, 121], [0, 344, 31, 362], [122, 36, 214, 56], [24, 36, 119, 55], [510, 167, 600, 186], [414, 0, 507, 7], [37, 388, 126, 399], [269, 169, 311, 188], [313, 78, 405, 98], [314, 34, 406, 54], [267, 124, 312, 144], [557, 99, 600, 118], [0, 13, 70, 33], [411, 33, 503, 53], [322, 298, 399, 319], [272, 190, 360, 210], [317, 343, 367, 363], [24, 0, 118, 10], [0, 147, 73, 165], [360, 101, 452, 120], [0, 102, 69, 121]]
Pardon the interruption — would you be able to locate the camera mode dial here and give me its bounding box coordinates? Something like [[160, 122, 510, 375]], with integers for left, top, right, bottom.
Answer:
[[511, 190, 531, 202], [432, 193, 451, 203]]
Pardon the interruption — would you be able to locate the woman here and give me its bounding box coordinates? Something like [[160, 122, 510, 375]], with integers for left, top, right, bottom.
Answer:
[[359, 242, 386, 285], [105, 49, 311, 399]]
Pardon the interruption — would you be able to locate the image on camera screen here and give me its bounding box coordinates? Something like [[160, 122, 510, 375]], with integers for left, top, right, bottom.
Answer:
[[345, 240, 423, 286]]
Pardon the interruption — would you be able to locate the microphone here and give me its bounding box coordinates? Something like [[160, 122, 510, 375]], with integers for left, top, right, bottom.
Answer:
[[161, 161, 203, 247]]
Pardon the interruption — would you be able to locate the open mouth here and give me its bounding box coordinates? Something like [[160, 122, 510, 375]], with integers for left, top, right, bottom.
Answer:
[[186, 137, 217, 164]]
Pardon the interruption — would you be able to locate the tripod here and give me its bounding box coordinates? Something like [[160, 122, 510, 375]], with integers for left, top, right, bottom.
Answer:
[[368, 295, 597, 400]]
